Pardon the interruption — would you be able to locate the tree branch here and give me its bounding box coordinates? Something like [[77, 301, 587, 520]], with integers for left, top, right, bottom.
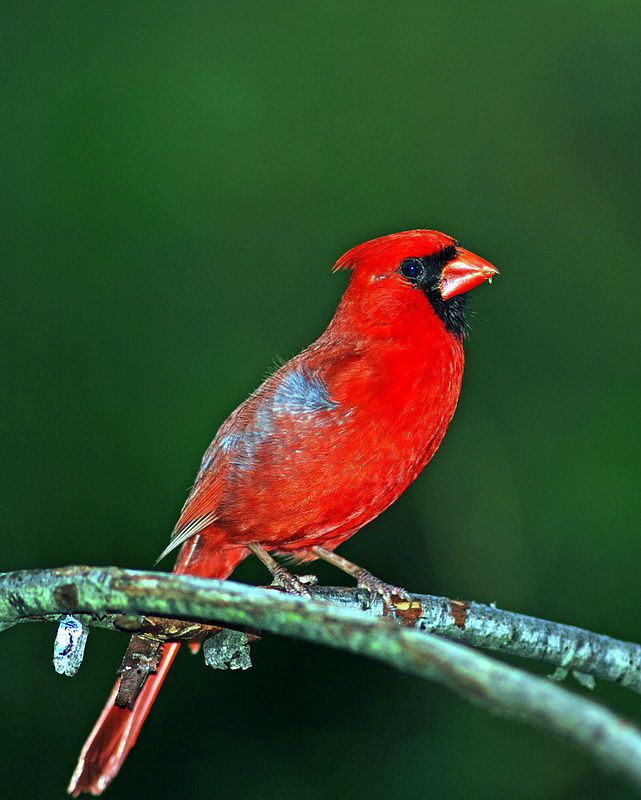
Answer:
[[3, 566, 639, 693], [2, 566, 641, 790]]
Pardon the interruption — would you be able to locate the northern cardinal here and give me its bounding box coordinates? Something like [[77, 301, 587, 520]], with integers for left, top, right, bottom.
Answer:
[[68, 229, 498, 795]]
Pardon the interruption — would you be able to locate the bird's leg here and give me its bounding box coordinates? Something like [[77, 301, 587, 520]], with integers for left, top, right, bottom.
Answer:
[[248, 543, 313, 598], [311, 546, 412, 607]]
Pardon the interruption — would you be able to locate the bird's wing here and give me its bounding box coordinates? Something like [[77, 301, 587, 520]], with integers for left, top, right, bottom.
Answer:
[[157, 346, 367, 563], [155, 405, 247, 562]]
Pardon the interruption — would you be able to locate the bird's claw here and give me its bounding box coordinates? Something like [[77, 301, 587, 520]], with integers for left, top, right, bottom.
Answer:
[[270, 570, 314, 599], [355, 569, 412, 611]]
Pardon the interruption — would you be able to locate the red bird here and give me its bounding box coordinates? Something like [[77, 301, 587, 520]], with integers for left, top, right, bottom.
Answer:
[[68, 229, 497, 795]]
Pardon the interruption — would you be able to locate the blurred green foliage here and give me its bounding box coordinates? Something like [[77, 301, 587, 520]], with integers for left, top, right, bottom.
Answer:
[[2, 2, 640, 798]]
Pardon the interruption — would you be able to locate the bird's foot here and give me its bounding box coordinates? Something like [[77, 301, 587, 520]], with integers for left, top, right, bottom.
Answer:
[[354, 569, 412, 610], [248, 542, 316, 599], [270, 566, 314, 598]]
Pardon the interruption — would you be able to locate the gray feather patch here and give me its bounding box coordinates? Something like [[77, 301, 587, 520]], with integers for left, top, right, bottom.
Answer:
[[273, 367, 338, 414]]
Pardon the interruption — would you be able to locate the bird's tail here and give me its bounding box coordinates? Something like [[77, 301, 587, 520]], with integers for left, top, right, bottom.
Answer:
[[68, 539, 248, 796], [67, 640, 180, 796]]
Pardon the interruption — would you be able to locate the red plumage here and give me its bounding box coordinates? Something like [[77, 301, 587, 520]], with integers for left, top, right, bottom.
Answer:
[[68, 229, 497, 795]]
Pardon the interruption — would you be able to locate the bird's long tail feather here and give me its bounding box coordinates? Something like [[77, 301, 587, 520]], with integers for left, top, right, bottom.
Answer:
[[67, 641, 180, 796], [68, 539, 248, 796]]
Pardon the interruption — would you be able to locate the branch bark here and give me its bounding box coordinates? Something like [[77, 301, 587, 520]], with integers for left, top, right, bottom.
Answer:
[[2, 566, 641, 790]]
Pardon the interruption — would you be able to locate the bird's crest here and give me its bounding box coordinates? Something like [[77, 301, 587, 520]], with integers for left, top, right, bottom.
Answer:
[[333, 229, 456, 273]]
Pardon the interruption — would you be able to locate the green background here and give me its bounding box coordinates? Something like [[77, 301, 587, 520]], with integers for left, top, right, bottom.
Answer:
[[2, 2, 640, 798]]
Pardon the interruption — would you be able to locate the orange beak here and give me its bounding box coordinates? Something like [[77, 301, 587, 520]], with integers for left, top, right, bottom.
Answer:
[[440, 248, 499, 300]]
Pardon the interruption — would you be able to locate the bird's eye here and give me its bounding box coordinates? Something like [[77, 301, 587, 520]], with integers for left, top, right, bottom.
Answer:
[[399, 257, 424, 281]]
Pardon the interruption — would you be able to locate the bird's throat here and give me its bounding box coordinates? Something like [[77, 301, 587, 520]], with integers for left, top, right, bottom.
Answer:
[[423, 290, 469, 339]]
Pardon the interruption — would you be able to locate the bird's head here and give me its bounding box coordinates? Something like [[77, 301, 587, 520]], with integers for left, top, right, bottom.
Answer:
[[334, 230, 498, 339]]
